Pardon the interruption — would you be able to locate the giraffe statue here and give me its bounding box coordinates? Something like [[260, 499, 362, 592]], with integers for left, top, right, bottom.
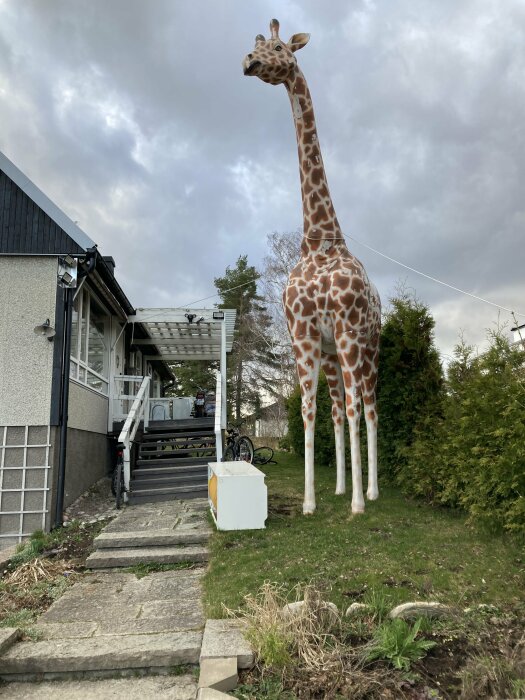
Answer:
[[243, 19, 381, 515]]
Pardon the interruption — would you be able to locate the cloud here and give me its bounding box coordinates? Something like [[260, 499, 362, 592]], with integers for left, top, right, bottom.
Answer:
[[0, 0, 523, 356]]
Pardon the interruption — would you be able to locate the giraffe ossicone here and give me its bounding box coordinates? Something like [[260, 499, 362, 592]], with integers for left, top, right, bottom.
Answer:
[[243, 20, 381, 515]]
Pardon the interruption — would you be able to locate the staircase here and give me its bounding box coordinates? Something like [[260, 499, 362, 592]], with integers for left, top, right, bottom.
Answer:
[[129, 417, 216, 504]]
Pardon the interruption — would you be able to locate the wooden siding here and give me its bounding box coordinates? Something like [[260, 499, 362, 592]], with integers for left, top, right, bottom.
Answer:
[[0, 170, 84, 255]]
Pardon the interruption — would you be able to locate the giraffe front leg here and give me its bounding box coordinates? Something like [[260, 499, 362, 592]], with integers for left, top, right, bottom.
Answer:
[[293, 339, 321, 515], [321, 353, 346, 495], [363, 340, 379, 502]]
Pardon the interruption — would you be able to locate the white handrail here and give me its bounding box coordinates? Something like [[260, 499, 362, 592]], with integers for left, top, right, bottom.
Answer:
[[117, 375, 151, 498], [214, 372, 223, 462]]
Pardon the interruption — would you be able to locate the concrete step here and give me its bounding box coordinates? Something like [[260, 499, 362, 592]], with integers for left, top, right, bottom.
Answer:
[[0, 631, 202, 678], [129, 489, 208, 505], [94, 529, 209, 549], [142, 430, 215, 441], [86, 545, 209, 569]]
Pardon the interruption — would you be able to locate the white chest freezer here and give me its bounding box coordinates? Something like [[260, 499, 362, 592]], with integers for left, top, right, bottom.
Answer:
[[208, 461, 268, 530]]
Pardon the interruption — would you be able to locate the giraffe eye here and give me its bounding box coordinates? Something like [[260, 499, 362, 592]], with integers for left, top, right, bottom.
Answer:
[[275, 45, 283, 51]]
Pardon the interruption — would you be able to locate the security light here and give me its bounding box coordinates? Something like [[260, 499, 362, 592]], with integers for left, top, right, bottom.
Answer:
[[62, 254, 75, 267], [185, 313, 197, 324], [33, 319, 56, 341], [60, 271, 73, 286]]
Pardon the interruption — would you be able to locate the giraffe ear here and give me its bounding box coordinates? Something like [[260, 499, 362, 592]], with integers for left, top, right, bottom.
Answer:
[[287, 33, 310, 52]]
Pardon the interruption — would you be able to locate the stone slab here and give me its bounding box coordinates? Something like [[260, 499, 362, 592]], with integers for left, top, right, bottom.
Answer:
[[94, 529, 210, 548], [0, 627, 20, 655], [95, 615, 203, 636], [200, 619, 254, 669], [1, 674, 198, 699], [86, 545, 209, 569], [0, 631, 203, 674], [34, 623, 98, 640], [197, 689, 233, 700], [198, 657, 238, 692]]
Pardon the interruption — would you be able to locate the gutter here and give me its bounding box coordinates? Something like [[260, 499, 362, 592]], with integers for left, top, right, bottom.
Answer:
[[54, 246, 97, 528]]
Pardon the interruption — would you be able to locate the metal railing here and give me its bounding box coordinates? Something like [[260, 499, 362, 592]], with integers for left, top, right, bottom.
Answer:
[[117, 375, 151, 499], [214, 372, 223, 462], [112, 375, 144, 423]]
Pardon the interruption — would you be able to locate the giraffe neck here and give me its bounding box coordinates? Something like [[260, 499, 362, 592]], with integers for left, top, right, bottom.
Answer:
[[285, 65, 345, 256]]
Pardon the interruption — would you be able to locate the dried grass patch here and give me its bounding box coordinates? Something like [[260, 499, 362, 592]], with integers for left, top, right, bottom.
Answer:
[[228, 582, 404, 699]]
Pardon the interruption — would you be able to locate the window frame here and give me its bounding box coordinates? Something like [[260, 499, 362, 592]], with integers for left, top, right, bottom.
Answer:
[[70, 286, 111, 396]]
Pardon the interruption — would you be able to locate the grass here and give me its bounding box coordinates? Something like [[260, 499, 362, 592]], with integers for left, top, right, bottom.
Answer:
[[203, 451, 525, 617]]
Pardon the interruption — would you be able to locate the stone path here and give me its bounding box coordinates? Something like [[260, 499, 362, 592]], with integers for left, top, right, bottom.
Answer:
[[1, 500, 211, 681], [1, 674, 198, 699]]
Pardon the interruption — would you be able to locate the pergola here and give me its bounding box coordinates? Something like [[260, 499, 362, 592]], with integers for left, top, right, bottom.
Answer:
[[129, 307, 237, 424]]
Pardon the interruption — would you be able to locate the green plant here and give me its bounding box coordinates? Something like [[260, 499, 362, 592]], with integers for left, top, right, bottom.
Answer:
[[403, 331, 525, 535], [366, 618, 436, 671], [233, 676, 295, 699], [377, 289, 443, 481], [362, 587, 391, 623]]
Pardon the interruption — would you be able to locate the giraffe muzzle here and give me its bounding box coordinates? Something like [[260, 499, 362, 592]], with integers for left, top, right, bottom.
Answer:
[[243, 60, 261, 76]]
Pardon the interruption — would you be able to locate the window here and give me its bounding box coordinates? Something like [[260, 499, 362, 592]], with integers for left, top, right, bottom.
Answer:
[[70, 288, 109, 395]]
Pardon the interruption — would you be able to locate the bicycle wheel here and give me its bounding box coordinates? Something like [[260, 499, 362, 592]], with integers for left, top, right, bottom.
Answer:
[[237, 436, 254, 463], [252, 446, 274, 465], [223, 445, 235, 461], [115, 458, 124, 509]]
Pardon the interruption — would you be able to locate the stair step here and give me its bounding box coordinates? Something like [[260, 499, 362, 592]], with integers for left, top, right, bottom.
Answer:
[[86, 545, 209, 569], [142, 430, 215, 441], [94, 530, 209, 549], [136, 456, 212, 467], [0, 631, 202, 677], [133, 465, 208, 477], [132, 484, 208, 498], [129, 489, 208, 504], [131, 476, 207, 489], [147, 419, 213, 433], [139, 446, 216, 457]]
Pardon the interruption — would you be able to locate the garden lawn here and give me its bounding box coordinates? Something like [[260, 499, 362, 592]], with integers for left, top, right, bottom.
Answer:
[[203, 452, 524, 617]]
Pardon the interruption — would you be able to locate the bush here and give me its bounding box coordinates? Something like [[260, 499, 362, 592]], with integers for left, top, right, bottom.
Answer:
[[402, 331, 525, 535], [377, 291, 443, 480]]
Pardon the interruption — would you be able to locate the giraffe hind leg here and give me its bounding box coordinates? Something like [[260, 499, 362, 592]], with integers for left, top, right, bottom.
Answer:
[[321, 353, 346, 495]]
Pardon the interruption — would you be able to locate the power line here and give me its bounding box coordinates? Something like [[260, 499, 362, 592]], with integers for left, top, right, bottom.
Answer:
[[181, 236, 524, 319], [344, 233, 525, 318]]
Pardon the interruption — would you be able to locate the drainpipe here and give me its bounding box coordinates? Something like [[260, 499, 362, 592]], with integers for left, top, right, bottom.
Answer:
[[54, 247, 97, 528]]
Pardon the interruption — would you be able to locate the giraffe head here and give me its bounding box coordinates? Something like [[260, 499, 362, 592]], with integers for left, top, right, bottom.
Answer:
[[243, 19, 310, 85]]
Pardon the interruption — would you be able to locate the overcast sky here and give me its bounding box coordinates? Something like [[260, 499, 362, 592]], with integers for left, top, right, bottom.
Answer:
[[1, 0, 524, 362]]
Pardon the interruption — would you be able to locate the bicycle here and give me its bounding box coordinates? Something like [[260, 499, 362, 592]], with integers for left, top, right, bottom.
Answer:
[[223, 425, 254, 463], [111, 444, 126, 509], [252, 446, 275, 465]]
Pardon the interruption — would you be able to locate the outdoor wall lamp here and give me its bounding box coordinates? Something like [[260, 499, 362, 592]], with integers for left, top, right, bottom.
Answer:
[[185, 313, 197, 323], [33, 318, 56, 341]]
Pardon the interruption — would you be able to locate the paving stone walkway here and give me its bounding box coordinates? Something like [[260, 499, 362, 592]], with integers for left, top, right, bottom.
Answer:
[[1, 674, 198, 699], [1, 500, 212, 681]]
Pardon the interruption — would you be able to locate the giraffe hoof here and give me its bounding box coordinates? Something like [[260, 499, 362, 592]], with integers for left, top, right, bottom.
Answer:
[[351, 504, 365, 515], [367, 489, 379, 501], [303, 503, 316, 515], [335, 488, 346, 496]]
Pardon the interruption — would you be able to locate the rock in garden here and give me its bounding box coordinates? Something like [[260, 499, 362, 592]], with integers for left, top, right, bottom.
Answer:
[[345, 602, 371, 617], [282, 600, 339, 624], [389, 601, 453, 620]]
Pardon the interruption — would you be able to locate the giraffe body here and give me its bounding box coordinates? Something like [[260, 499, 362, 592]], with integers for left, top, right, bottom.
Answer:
[[244, 20, 381, 514]]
